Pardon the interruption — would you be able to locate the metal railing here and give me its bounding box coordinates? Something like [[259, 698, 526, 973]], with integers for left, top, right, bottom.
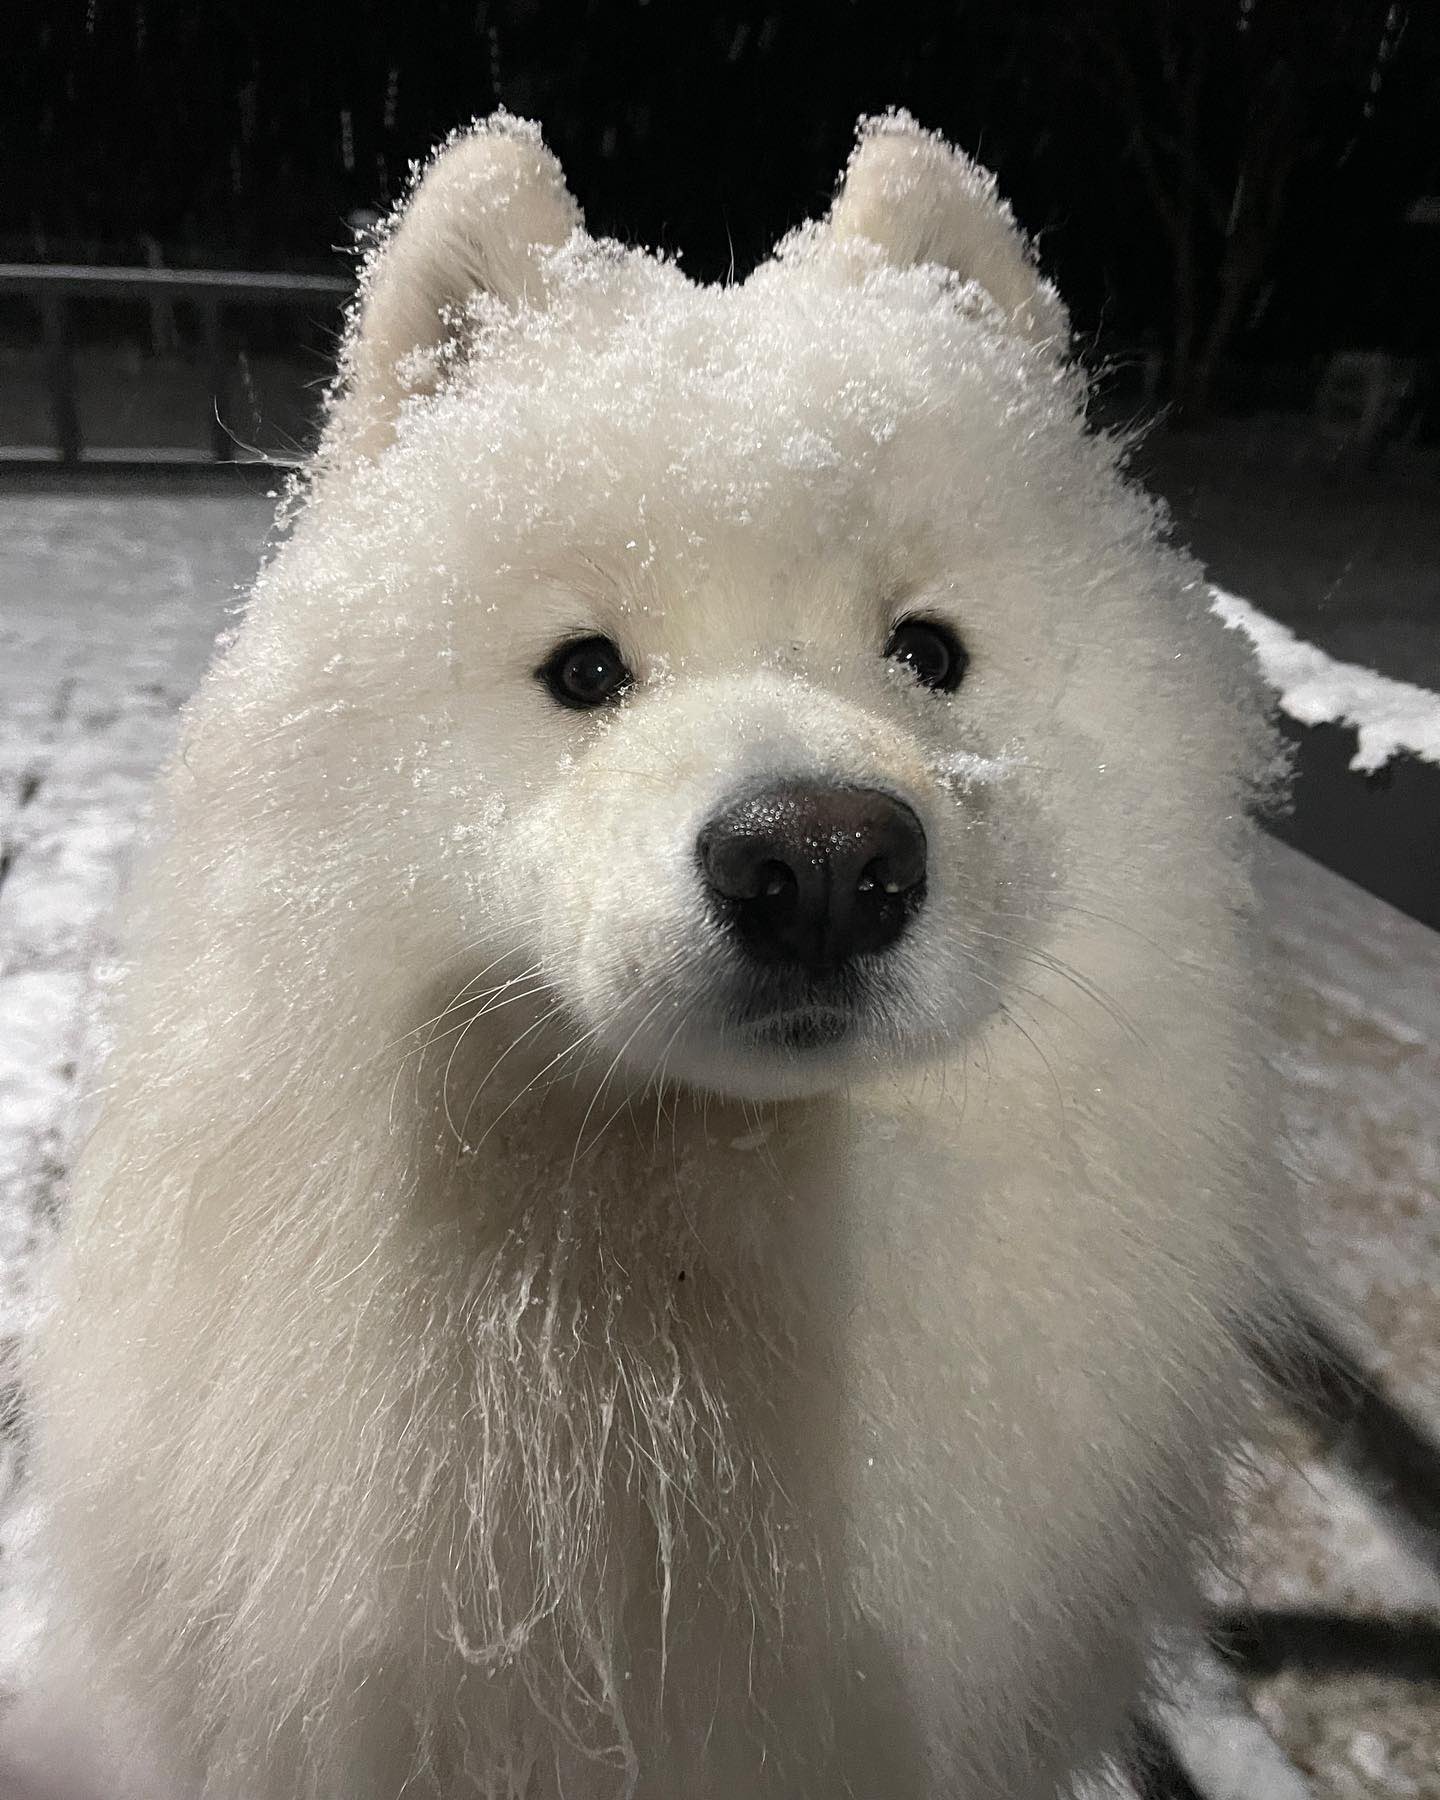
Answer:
[[0, 263, 352, 465]]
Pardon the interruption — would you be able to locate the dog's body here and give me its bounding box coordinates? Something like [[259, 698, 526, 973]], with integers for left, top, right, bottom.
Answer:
[[20, 114, 1285, 1798]]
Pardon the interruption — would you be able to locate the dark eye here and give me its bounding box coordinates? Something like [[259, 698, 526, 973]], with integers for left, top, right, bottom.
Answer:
[[884, 617, 968, 692], [539, 635, 632, 710]]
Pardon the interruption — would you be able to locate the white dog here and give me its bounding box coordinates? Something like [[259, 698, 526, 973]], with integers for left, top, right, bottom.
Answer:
[[19, 112, 1286, 1798]]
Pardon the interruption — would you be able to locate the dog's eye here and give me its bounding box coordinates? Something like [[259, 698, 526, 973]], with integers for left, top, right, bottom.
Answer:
[[885, 618, 968, 692], [539, 636, 632, 710]]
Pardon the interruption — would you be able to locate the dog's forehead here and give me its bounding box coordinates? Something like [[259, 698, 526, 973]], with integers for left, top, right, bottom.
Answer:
[[348, 248, 1087, 642], [433, 253, 1029, 501]]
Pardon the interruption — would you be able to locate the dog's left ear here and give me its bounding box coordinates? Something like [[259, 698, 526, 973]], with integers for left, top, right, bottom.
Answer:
[[335, 113, 583, 456], [828, 112, 1067, 351]]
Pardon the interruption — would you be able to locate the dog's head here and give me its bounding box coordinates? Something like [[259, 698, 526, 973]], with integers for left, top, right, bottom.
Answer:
[[275, 113, 1249, 1107]]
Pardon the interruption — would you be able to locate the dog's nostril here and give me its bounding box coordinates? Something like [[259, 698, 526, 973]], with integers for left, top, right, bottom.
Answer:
[[759, 860, 794, 900], [857, 860, 905, 896], [698, 781, 927, 972], [858, 818, 927, 896], [700, 833, 789, 902]]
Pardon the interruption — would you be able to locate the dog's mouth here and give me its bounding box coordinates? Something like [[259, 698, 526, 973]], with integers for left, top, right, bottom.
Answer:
[[581, 959, 914, 1102], [721, 963, 896, 1056], [735, 1005, 854, 1053]]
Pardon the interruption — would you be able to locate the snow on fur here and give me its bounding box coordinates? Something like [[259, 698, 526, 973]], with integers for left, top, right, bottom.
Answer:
[[17, 113, 1289, 1800]]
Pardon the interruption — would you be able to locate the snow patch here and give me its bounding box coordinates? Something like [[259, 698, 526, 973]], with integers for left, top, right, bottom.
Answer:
[[1210, 586, 1440, 773]]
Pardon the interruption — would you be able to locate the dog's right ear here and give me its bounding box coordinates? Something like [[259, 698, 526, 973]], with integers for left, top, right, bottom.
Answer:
[[336, 114, 583, 456]]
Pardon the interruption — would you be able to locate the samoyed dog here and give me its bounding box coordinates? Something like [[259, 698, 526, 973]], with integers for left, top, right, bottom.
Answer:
[[19, 112, 1285, 1799]]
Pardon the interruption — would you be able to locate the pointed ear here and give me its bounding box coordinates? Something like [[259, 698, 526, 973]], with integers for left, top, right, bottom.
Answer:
[[829, 112, 1066, 351], [338, 114, 583, 454]]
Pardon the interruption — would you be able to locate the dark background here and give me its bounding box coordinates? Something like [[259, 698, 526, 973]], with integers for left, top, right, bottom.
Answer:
[[6, 0, 1439, 419]]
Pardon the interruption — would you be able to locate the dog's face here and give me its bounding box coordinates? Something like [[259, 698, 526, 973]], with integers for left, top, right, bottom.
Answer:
[[490, 532, 1046, 1103], [289, 115, 1236, 1106]]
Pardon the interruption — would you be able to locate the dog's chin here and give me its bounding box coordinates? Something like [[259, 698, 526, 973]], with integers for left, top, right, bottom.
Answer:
[[596, 983, 915, 1104], [650, 1020, 863, 1103]]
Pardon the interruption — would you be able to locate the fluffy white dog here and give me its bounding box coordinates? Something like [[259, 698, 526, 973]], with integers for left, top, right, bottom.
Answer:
[[20, 112, 1286, 1798]]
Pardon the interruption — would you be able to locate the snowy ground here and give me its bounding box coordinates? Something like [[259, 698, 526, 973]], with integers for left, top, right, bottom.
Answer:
[[1, 476, 1438, 1795], [0, 476, 277, 1282]]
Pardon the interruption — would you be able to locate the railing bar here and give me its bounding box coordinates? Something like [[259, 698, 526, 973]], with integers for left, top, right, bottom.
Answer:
[[38, 292, 81, 465], [1211, 1606, 1440, 1682], [1151, 1640, 1315, 1800], [1253, 1299, 1440, 1581], [0, 263, 351, 302], [200, 298, 230, 464], [0, 445, 300, 468], [1130, 1718, 1208, 1800], [1, 265, 350, 466]]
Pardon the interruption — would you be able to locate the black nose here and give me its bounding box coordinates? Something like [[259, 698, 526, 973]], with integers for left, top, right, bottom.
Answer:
[[697, 782, 927, 971]]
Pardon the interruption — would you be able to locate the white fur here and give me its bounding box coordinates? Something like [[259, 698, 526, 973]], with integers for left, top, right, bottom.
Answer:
[[16, 112, 1287, 1799]]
